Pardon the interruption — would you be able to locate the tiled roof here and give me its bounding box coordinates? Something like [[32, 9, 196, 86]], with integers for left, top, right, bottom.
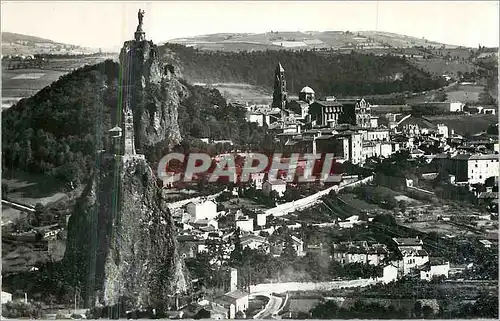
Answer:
[[312, 100, 343, 107], [266, 179, 286, 185], [222, 290, 249, 301], [469, 154, 498, 160], [393, 237, 423, 246], [451, 153, 471, 160]]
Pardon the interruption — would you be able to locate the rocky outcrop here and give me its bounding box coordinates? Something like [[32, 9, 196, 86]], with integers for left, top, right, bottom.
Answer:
[[120, 40, 185, 152], [64, 155, 189, 308], [63, 34, 189, 310]]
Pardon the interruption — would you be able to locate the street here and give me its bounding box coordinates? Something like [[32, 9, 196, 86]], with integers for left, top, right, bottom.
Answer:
[[252, 293, 283, 319]]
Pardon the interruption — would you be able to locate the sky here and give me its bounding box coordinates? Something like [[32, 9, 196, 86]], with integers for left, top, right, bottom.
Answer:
[[1, 1, 499, 49]]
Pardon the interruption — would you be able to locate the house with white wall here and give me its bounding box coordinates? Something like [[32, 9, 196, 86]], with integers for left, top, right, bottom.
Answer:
[[379, 264, 398, 284], [186, 200, 218, 222], [262, 180, 287, 197], [393, 237, 429, 275], [236, 217, 254, 232], [420, 261, 450, 281], [291, 235, 305, 256]]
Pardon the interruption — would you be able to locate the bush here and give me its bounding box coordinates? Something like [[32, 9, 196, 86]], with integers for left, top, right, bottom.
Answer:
[[2, 301, 43, 319]]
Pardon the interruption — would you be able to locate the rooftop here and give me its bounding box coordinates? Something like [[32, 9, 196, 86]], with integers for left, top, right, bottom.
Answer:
[[469, 154, 498, 161], [393, 237, 423, 247], [300, 86, 315, 94], [222, 290, 249, 301], [312, 100, 343, 107], [265, 179, 286, 186]]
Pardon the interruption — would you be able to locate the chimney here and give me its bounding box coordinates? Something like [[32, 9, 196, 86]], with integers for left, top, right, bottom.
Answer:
[[230, 268, 238, 292]]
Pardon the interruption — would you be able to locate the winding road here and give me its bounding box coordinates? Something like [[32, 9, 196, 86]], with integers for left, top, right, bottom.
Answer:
[[251, 293, 283, 319]]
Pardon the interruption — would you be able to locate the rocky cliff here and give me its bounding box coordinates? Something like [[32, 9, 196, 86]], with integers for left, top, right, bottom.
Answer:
[[62, 37, 189, 310], [120, 39, 184, 152]]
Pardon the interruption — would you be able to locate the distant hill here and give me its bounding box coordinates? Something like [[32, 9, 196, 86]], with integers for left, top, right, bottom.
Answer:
[[2, 32, 60, 44], [166, 30, 460, 52], [1, 32, 100, 56]]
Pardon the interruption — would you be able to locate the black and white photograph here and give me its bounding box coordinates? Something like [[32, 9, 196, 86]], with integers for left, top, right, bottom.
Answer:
[[1, 1, 499, 319]]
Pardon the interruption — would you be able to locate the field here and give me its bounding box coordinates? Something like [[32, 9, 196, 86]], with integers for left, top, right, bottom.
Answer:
[[1, 68, 66, 98], [210, 83, 272, 103], [169, 30, 457, 52], [425, 114, 497, 135], [412, 58, 476, 78], [2, 169, 67, 224], [2, 55, 116, 107], [445, 84, 485, 103]]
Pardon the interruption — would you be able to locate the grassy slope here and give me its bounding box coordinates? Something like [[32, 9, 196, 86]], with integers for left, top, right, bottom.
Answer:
[[425, 114, 498, 135]]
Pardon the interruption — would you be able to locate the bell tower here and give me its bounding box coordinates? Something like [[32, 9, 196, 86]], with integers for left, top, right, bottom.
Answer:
[[272, 62, 287, 112]]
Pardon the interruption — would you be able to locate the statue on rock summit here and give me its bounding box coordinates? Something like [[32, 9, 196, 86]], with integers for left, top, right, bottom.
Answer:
[[138, 9, 145, 27]]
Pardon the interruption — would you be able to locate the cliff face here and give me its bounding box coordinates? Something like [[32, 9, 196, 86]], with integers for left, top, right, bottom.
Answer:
[[120, 40, 184, 152], [63, 37, 189, 310], [64, 155, 189, 308]]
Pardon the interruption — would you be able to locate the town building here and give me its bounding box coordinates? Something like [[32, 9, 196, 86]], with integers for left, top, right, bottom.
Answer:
[[420, 261, 450, 281], [290, 235, 305, 256], [235, 217, 254, 232], [332, 241, 389, 265], [433, 153, 499, 185], [309, 100, 345, 127], [379, 264, 399, 284], [392, 238, 429, 275], [186, 200, 218, 222], [298, 86, 316, 104], [287, 100, 310, 121], [214, 269, 249, 319], [336, 98, 372, 128], [250, 172, 266, 190], [240, 234, 269, 252], [262, 180, 287, 197]]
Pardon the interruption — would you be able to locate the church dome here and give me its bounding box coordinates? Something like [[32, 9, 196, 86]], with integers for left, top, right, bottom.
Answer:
[[300, 86, 315, 94]]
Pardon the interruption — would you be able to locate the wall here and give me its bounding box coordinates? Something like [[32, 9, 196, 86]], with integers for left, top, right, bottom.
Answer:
[[264, 176, 374, 217], [250, 278, 378, 293], [166, 191, 223, 210]]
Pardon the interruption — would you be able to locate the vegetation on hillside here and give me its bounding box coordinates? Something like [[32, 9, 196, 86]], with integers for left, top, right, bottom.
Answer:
[[2, 60, 118, 188], [2, 59, 273, 188], [162, 44, 448, 97]]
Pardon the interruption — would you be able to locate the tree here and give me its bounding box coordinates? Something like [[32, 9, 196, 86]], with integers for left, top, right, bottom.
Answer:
[[281, 236, 297, 261], [2, 183, 9, 198], [310, 300, 340, 319], [478, 88, 495, 105], [413, 301, 423, 318], [2, 301, 43, 319], [398, 200, 407, 214], [422, 305, 434, 318], [229, 228, 244, 267], [33, 203, 45, 227]]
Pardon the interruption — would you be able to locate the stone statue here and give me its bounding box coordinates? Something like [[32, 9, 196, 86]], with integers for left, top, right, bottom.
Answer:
[[138, 9, 145, 26]]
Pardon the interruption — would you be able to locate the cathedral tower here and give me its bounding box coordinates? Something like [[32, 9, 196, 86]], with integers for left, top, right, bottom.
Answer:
[[272, 62, 287, 111]]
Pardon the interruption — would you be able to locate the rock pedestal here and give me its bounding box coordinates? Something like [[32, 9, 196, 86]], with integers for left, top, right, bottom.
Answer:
[[134, 30, 146, 42]]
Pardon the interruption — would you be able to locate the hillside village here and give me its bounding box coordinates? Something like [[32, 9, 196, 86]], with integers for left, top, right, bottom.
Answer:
[[2, 55, 498, 321], [143, 63, 498, 318], [1, 8, 498, 321]]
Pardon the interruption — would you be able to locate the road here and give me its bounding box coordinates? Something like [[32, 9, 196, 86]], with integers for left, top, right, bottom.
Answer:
[[252, 293, 283, 319], [250, 278, 378, 294], [1, 199, 35, 213]]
